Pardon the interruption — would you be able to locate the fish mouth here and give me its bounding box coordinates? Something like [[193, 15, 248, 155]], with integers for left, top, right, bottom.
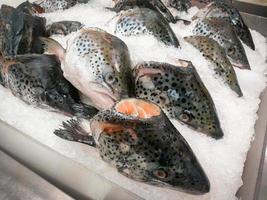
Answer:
[[88, 82, 120, 109], [149, 180, 210, 194], [133, 65, 164, 83], [91, 98, 162, 140], [231, 62, 251, 70], [198, 123, 224, 139]]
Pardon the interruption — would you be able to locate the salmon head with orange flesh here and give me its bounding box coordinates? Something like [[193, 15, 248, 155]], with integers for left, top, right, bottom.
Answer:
[[90, 98, 210, 194]]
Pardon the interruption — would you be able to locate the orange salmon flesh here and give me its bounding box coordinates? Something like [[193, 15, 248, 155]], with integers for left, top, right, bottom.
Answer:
[[115, 99, 160, 119]]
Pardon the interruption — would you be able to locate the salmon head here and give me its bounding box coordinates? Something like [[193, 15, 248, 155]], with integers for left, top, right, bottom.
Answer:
[[90, 98, 210, 193], [134, 61, 224, 139]]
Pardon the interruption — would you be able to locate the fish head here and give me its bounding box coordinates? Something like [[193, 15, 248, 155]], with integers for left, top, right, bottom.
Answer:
[[131, 155, 210, 194], [91, 98, 210, 193], [72, 29, 134, 109], [211, 18, 250, 70], [134, 61, 223, 139], [86, 58, 133, 109], [224, 39, 250, 69], [41, 83, 77, 115]]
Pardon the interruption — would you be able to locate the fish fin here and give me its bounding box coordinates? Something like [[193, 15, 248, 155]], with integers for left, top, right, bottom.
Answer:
[[39, 37, 65, 61], [54, 118, 96, 147], [71, 103, 99, 119], [152, 0, 176, 23]]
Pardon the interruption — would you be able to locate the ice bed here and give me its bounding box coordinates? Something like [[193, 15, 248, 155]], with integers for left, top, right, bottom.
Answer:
[[0, 0, 267, 200]]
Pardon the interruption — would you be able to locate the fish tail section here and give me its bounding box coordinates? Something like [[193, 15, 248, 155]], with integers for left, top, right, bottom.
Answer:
[[39, 37, 65, 61], [71, 103, 99, 119], [54, 118, 96, 147]]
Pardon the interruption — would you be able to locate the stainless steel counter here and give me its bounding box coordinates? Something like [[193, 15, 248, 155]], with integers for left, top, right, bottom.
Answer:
[[0, 121, 140, 200], [0, 150, 73, 200]]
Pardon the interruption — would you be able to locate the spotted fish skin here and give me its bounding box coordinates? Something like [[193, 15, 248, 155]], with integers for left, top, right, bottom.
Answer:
[[46, 21, 84, 36], [55, 98, 210, 194], [41, 28, 135, 110], [0, 54, 98, 117], [115, 8, 180, 47], [167, 0, 191, 12], [193, 17, 250, 70], [134, 61, 223, 139], [110, 0, 177, 23], [34, 0, 74, 12], [34, 0, 89, 12], [193, 1, 255, 50], [184, 35, 242, 96]]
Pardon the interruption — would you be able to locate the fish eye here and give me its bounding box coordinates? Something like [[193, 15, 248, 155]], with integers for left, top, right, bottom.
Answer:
[[179, 112, 191, 122], [227, 47, 235, 55], [105, 73, 116, 84], [40, 94, 46, 101], [153, 169, 167, 179]]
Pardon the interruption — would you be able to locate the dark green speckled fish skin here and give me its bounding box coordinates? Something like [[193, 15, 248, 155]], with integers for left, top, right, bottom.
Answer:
[[193, 17, 250, 70], [54, 98, 210, 194], [184, 35, 243, 97], [134, 60, 224, 139], [110, 0, 177, 23], [115, 8, 180, 47], [0, 54, 98, 118], [193, 1, 255, 50]]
